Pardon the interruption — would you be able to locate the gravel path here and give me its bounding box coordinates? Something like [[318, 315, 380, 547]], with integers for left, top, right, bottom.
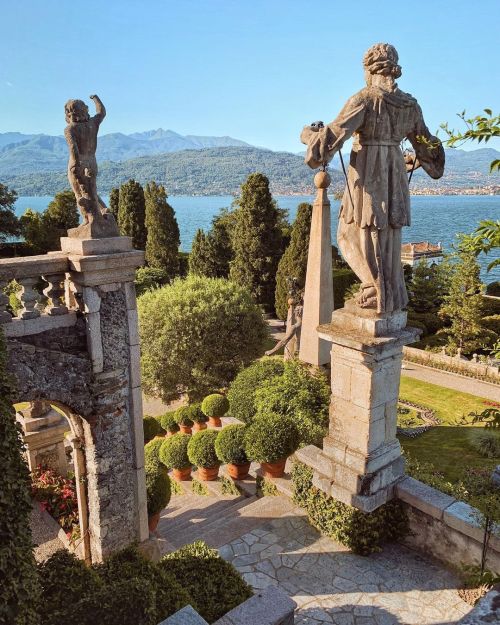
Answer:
[[30, 502, 65, 562]]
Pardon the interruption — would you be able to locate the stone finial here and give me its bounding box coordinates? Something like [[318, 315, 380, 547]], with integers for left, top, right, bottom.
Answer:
[[314, 170, 331, 189]]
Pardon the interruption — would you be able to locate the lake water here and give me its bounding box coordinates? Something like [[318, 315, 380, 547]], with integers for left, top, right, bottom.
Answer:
[[14, 194, 500, 282]]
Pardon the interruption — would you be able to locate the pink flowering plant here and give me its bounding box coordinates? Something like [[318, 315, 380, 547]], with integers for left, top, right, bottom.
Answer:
[[31, 465, 79, 541]]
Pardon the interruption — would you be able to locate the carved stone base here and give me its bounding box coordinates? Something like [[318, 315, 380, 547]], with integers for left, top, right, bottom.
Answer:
[[60, 236, 133, 256], [67, 212, 119, 240], [297, 307, 420, 512]]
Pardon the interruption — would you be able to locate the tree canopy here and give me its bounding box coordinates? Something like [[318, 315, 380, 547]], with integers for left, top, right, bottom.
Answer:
[[144, 181, 180, 280], [118, 179, 147, 250], [0, 183, 20, 242]]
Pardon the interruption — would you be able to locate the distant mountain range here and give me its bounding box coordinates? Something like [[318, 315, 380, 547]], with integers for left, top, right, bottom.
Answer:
[[0, 128, 498, 196]]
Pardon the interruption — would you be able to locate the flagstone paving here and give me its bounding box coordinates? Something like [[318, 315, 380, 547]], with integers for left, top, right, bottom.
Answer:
[[219, 511, 472, 625]]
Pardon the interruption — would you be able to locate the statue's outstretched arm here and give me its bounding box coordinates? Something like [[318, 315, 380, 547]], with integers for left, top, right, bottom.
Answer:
[[265, 320, 301, 356], [90, 94, 106, 124]]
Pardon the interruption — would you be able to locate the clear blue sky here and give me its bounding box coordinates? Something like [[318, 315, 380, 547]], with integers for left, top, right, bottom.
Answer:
[[1, 0, 498, 153]]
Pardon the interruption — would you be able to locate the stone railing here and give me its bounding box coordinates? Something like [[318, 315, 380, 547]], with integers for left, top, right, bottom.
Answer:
[[0, 253, 77, 337], [403, 345, 500, 384]]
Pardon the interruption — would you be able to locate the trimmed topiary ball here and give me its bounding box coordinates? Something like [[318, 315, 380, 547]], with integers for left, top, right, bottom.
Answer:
[[145, 455, 171, 516], [159, 411, 180, 434], [188, 403, 209, 424], [244, 413, 299, 463], [187, 430, 219, 468], [175, 406, 194, 427], [144, 437, 165, 463], [160, 433, 191, 469], [201, 393, 229, 418], [215, 424, 248, 465], [143, 415, 165, 444]]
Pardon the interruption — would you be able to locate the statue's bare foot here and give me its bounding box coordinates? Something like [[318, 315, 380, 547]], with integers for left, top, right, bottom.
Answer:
[[356, 286, 377, 309]]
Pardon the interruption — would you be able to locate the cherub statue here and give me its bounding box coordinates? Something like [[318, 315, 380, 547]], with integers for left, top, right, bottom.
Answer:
[[301, 43, 445, 314], [64, 95, 119, 238]]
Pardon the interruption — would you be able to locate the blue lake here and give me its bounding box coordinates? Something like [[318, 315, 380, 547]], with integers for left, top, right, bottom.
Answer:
[[14, 194, 500, 282]]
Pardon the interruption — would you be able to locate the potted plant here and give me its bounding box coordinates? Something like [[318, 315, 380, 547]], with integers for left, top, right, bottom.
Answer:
[[215, 424, 251, 480], [187, 430, 220, 481], [159, 411, 180, 437], [189, 403, 209, 432], [143, 415, 165, 444], [145, 455, 171, 532], [159, 433, 192, 481], [175, 406, 194, 435], [201, 393, 229, 428], [244, 414, 299, 478]]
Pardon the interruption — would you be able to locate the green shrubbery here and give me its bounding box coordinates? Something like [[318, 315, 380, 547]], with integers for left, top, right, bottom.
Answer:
[[188, 403, 208, 424], [143, 415, 164, 443], [145, 455, 171, 517], [159, 411, 180, 434], [215, 424, 248, 465], [227, 357, 285, 424], [468, 429, 500, 459], [187, 430, 219, 468], [292, 462, 409, 556], [159, 433, 191, 469], [253, 360, 330, 446], [201, 393, 229, 418], [161, 541, 252, 623], [174, 406, 193, 427], [245, 414, 299, 463], [144, 437, 165, 463]]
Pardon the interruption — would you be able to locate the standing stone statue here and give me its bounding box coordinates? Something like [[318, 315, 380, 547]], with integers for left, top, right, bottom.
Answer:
[[266, 298, 303, 360], [64, 95, 119, 239], [301, 43, 444, 314]]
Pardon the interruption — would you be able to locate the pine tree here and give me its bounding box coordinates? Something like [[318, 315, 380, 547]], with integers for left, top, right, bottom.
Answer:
[[229, 173, 285, 312], [189, 209, 234, 278], [0, 330, 40, 624], [408, 259, 451, 313], [118, 179, 147, 250], [274, 202, 312, 319], [0, 183, 20, 241], [439, 247, 485, 354], [109, 187, 120, 221], [144, 181, 180, 280]]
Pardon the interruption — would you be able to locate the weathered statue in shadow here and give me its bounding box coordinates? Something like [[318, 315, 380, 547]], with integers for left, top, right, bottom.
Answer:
[[301, 43, 445, 314], [64, 95, 119, 239]]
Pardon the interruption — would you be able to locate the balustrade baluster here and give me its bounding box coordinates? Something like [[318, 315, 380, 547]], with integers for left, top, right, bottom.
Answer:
[[18, 277, 41, 319], [0, 280, 12, 323], [43, 273, 68, 316]]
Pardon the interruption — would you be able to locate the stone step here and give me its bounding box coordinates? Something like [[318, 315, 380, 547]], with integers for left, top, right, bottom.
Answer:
[[186, 495, 296, 549], [163, 495, 259, 548], [158, 494, 244, 534]]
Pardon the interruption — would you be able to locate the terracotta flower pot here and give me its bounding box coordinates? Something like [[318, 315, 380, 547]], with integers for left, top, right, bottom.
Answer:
[[197, 465, 220, 481], [227, 462, 251, 480], [165, 430, 175, 438], [148, 512, 161, 533], [192, 422, 207, 432], [208, 416, 222, 428], [260, 458, 287, 478], [172, 466, 192, 481], [179, 424, 192, 435]]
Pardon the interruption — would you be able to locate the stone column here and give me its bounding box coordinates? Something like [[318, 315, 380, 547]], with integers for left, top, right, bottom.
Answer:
[[61, 235, 148, 561], [299, 171, 334, 366], [296, 304, 419, 512]]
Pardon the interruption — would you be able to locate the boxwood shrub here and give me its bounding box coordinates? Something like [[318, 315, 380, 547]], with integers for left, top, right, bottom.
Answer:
[[159, 411, 180, 434], [188, 403, 209, 424], [143, 415, 164, 443], [244, 414, 299, 463], [227, 357, 285, 424], [187, 430, 219, 468], [161, 541, 252, 623], [144, 437, 165, 463], [292, 462, 408, 555], [174, 406, 194, 427], [201, 393, 229, 418], [145, 455, 171, 516], [215, 424, 248, 465], [159, 433, 191, 469]]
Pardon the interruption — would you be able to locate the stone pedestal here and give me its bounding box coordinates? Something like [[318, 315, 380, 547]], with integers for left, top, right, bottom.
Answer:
[[17, 401, 70, 476], [299, 171, 334, 366], [296, 306, 420, 512]]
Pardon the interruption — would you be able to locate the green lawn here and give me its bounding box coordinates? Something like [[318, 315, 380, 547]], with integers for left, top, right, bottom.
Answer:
[[398, 377, 498, 482]]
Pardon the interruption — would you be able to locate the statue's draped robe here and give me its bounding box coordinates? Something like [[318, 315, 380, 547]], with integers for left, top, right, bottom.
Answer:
[[301, 86, 444, 313]]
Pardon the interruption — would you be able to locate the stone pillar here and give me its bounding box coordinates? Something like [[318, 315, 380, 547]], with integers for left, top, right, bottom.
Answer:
[[17, 400, 70, 476], [61, 235, 148, 561], [299, 171, 334, 366], [296, 304, 419, 512]]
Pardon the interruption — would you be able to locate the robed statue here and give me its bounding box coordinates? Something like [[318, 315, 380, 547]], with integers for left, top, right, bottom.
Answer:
[[64, 95, 119, 239], [301, 43, 444, 314]]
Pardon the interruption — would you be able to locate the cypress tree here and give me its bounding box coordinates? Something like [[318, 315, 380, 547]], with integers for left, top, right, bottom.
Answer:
[[189, 209, 234, 278], [109, 187, 120, 221], [144, 181, 180, 280], [0, 329, 40, 624], [274, 202, 312, 319], [229, 173, 284, 312], [189, 228, 212, 277], [118, 179, 147, 250]]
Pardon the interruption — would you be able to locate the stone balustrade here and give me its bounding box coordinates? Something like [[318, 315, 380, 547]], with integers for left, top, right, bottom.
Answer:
[[0, 253, 73, 333]]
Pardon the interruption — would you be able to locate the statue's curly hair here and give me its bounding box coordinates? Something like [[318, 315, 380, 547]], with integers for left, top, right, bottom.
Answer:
[[363, 43, 402, 79], [64, 99, 90, 124]]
